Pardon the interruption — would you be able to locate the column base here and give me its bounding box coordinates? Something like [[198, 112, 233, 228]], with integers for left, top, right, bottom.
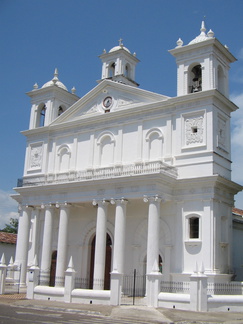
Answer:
[[110, 271, 123, 305], [147, 272, 162, 307]]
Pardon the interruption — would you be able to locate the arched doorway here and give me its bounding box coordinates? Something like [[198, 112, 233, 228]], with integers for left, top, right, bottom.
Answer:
[[143, 254, 163, 274], [49, 250, 57, 287], [89, 233, 112, 290]]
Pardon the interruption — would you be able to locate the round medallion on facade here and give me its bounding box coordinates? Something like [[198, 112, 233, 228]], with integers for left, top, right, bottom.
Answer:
[[103, 96, 112, 109]]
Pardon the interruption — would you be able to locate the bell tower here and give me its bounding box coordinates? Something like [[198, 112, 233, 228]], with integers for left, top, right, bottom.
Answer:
[[99, 39, 140, 87], [169, 21, 236, 97], [27, 69, 79, 130]]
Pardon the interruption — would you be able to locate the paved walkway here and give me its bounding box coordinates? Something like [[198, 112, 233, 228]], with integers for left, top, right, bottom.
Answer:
[[1, 293, 243, 323]]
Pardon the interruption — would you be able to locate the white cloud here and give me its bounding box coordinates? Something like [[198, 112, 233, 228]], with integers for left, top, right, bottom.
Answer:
[[0, 189, 19, 230], [230, 92, 243, 209]]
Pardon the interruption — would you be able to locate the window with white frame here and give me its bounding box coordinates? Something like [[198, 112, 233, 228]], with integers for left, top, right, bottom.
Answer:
[[185, 214, 201, 241]]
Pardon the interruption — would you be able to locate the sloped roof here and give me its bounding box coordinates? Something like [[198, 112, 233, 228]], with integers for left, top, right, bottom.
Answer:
[[232, 208, 243, 217], [0, 232, 17, 244]]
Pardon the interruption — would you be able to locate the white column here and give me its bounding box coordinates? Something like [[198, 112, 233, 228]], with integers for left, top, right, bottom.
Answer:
[[55, 203, 70, 287], [111, 198, 127, 273], [144, 196, 161, 274], [40, 204, 55, 285], [14, 205, 32, 286], [92, 199, 108, 290], [28, 207, 41, 265]]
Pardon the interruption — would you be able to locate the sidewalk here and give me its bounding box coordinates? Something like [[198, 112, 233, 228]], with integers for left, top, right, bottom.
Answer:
[[1, 294, 243, 323]]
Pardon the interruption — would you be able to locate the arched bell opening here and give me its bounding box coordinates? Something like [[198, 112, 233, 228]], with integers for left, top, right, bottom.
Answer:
[[125, 63, 131, 79], [108, 62, 115, 78], [189, 64, 202, 93], [217, 64, 226, 95], [36, 103, 46, 128]]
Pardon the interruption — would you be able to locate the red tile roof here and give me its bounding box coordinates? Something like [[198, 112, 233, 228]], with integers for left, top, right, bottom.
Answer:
[[232, 208, 243, 217], [0, 232, 17, 244]]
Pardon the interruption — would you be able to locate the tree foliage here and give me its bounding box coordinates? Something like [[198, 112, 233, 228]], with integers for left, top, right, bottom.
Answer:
[[0, 218, 18, 234]]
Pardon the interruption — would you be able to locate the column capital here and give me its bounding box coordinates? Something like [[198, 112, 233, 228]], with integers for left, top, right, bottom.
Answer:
[[110, 198, 128, 205], [19, 205, 34, 212], [33, 206, 42, 211], [41, 203, 56, 210], [56, 202, 71, 209], [92, 199, 109, 207], [143, 195, 162, 203]]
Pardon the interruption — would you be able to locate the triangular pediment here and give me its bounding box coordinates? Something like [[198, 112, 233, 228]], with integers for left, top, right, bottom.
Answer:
[[51, 80, 169, 125]]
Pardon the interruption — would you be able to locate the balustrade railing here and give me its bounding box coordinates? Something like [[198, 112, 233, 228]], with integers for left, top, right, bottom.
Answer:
[[207, 282, 243, 295], [160, 280, 243, 296], [160, 280, 191, 294], [74, 277, 90, 289], [18, 161, 177, 187]]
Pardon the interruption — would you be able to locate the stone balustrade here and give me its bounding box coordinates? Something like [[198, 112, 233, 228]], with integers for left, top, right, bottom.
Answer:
[[19, 161, 177, 187]]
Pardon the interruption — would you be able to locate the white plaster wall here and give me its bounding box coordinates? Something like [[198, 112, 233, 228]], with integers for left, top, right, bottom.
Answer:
[[24, 95, 233, 183], [122, 124, 138, 163], [232, 223, 243, 281], [76, 133, 93, 170]]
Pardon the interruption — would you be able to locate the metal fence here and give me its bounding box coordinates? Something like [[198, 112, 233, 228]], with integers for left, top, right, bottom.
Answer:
[[4, 266, 21, 294], [74, 277, 90, 289], [160, 280, 191, 294], [121, 270, 146, 305], [207, 282, 243, 295], [160, 280, 243, 296]]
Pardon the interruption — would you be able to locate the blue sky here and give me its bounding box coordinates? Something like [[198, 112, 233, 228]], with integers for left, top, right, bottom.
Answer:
[[0, 0, 243, 228]]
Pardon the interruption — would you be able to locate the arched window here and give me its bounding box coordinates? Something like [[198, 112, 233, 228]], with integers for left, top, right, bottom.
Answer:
[[145, 128, 163, 161], [39, 105, 46, 127], [58, 145, 71, 172], [100, 136, 114, 166], [189, 64, 202, 93], [97, 132, 115, 166], [217, 65, 225, 95], [109, 62, 115, 77]]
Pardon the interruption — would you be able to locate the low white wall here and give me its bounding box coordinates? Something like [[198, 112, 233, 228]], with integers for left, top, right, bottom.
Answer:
[[158, 292, 243, 312], [158, 292, 190, 310], [33, 286, 111, 305], [71, 289, 111, 305], [208, 295, 243, 312], [34, 286, 64, 301]]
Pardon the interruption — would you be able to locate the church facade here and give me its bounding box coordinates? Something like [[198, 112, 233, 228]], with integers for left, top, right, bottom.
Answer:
[[12, 22, 243, 310]]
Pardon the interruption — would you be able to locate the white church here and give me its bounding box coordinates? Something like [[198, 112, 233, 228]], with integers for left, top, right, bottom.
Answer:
[[11, 22, 243, 311]]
